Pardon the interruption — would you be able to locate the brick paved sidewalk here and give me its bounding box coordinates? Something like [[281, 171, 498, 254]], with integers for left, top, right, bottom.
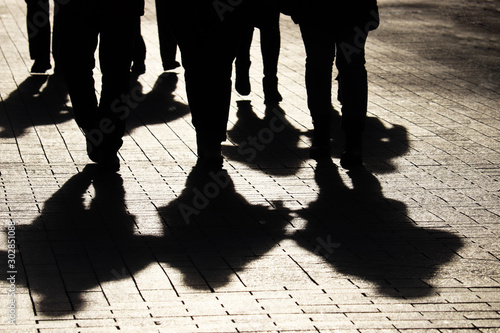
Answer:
[[1, 0, 500, 332]]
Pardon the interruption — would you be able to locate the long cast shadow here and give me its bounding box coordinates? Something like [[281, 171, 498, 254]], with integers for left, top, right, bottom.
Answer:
[[293, 159, 463, 297], [155, 165, 292, 291], [0, 74, 71, 138], [0, 165, 149, 315], [1, 164, 292, 315], [225, 101, 409, 174]]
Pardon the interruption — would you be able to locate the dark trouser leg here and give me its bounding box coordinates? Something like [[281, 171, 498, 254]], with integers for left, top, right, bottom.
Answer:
[[336, 28, 368, 168], [131, 19, 146, 74], [234, 26, 253, 95], [26, 0, 51, 70], [52, 4, 62, 72], [59, 2, 99, 132], [155, 0, 179, 70], [299, 22, 336, 152], [98, 14, 137, 154], [173, 25, 240, 166], [257, 10, 282, 104]]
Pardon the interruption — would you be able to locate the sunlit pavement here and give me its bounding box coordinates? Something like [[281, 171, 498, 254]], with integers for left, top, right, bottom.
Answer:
[[1, 0, 500, 332]]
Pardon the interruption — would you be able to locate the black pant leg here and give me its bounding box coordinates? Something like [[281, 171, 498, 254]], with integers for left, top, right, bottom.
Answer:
[[59, 1, 100, 131], [26, 0, 50, 63]]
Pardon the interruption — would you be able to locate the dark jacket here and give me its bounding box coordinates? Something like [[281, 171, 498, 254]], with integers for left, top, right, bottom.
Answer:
[[279, 0, 379, 31]]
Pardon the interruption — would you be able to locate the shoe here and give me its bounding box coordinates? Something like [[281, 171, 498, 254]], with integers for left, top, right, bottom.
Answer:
[[196, 141, 223, 171], [96, 153, 120, 172], [31, 60, 51, 74], [163, 60, 180, 71], [131, 63, 146, 75], [235, 61, 251, 95], [310, 142, 331, 160], [340, 132, 363, 169], [340, 150, 363, 170], [263, 76, 282, 105], [86, 134, 122, 172]]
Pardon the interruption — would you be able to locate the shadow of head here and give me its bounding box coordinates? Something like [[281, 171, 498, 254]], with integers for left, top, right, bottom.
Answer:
[[2, 165, 143, 315], [224, 101, 307, 175], [294, 159, 463, 298], [157, 165, 292, 291]]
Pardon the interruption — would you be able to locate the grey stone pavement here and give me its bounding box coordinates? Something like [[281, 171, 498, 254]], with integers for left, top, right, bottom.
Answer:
[[1, 0, 500, 331]]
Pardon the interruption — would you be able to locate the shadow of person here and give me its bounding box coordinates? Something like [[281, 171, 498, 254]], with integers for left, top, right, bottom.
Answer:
[[125, 72, 190, 133], [156, 165, 292, 291], [327, 111, 410, 173], [0, 74, 71, 138], [1, 164, 155, 315], [224, 100, 307, 175], [293, 159, 463, 298]]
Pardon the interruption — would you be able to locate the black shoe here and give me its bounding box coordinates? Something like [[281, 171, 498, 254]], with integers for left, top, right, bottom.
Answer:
[[31, 60, 51, 74], [131, 63, 146, 75], [235, 75, 251, 96], [96, 154, 120, 172], [340, 150, 363, 170], [86, 135, 121, 172], [235, 61, 251, 95], [263, 76, 282, 105], [310, 142, 331, 160], [197, 141, 223, 171], [163, 60, 181, 71]]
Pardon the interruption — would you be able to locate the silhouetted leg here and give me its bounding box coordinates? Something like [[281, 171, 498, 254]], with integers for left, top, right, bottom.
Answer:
[[336, 28, 368, 169], [299, 22, 336, 158], [131, 19, 146, 74], [235, 26, 254, 96], [155, 0, 180, 71], [51, 4, 62, 73], [59, 2, 99, 132], [98, 14, 137, 158], [26, 0, 51, 72], [173, 25, 241, 168], [258, 10, 282, 105]]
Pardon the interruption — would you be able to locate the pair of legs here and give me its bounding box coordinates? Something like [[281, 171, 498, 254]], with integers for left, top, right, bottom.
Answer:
[[235, 5, 282, 105], [299, 22, 368, 168], [165, 2, 246, 169], [25, 0, 61, 73], [59, 1, 138, 171]]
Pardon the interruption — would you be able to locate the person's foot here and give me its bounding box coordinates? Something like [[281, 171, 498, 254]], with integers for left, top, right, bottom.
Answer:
[[131, 63, 146, 75], [31, 60, 51, 74], [96, 153, 121, 172], [86, 135, 121, 172], [163, 60, 180, 71], [340, 133, 363, 169], [310, 142, 331, 160], [197, 142, 223, 171], [235, 62, 251, 96], [263, 76, 282, 105], [235, 75, 251, 96], [340, 150, 363, 170]]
